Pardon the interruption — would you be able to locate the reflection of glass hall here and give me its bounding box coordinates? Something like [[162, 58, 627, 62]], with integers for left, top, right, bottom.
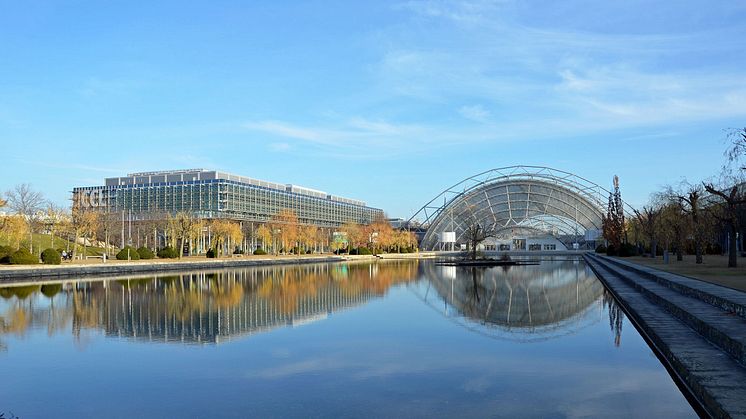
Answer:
[[411, 166, 609, 251], [418, 260, 605, 341]]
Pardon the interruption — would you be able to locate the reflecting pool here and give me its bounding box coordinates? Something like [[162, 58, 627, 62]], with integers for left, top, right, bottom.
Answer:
[[0, 259, 695, 418]]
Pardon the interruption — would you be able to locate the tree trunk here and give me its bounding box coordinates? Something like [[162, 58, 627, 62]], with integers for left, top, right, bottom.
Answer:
[[728, 224, 738, 268], [651, 239, 657, 258], [676, 248, 683, 261], [695, 242, 703, 264]]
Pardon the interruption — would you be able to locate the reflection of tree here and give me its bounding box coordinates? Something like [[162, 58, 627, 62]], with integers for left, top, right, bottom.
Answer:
[[334, 261, 420, 297], [165, 287, 205, 320], [0, 261, 421, 347], [602, 290, 624, 347], [73, 290, 100, 334], [211, 282, 244, 309], [0, 308, 30, 335]]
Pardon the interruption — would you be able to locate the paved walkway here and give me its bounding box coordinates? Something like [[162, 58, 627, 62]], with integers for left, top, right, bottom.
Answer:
[[585, 253, 746, 418]]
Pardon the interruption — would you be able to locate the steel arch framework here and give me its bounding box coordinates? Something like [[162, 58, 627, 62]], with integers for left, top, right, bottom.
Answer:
[[408, 166, 611, 251]]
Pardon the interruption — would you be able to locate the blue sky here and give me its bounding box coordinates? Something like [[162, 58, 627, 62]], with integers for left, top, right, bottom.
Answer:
[[1, 1, 745, 217]]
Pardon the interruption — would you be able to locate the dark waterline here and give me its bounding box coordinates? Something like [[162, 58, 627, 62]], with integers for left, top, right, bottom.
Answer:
[[0, 259, 695, 418]]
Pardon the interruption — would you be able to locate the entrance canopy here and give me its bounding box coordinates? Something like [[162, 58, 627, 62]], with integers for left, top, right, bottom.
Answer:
[[409, 166, 610, 250]]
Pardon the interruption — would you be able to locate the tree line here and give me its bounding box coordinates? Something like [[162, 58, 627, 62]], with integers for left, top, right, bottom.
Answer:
[[0, 187, 417, 263], [602, 127, 746, 268]]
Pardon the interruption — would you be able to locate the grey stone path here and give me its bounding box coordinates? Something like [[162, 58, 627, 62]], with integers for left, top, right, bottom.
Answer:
[[585, 254, 746, 419]]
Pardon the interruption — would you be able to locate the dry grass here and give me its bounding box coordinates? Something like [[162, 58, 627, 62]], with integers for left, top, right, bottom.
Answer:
[[624, 255, 746, 293]]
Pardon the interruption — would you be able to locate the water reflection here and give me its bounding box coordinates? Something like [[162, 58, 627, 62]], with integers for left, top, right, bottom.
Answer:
[[0, 261, 418, 349], [418, 258, 621, 342]]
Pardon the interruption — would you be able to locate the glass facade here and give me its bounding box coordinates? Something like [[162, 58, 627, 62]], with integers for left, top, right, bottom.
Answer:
[[73, 169, 383, 227]]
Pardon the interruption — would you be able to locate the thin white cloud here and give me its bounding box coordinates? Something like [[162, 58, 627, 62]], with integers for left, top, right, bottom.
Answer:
[[268, 142, 291, 152], [459, 105, 491, 122]]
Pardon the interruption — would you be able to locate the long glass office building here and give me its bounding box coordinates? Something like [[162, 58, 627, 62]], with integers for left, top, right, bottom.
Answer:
[[72, 169, 383, 227]]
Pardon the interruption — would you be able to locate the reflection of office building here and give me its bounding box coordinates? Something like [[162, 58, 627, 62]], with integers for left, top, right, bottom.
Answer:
[[72, 169, 383, 227], [0, 261, 419, 347], [75, 268, 378, 344]]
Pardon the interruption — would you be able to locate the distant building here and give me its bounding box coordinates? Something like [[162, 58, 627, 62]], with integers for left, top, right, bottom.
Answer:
[[72, 169, 383, 227]]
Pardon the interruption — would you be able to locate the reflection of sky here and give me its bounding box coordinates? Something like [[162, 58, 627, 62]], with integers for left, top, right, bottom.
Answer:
[[0, 262, 694, 418]]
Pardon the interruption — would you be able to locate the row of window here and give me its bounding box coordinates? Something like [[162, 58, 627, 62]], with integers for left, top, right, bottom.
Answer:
[[74, 181, 382, 227]]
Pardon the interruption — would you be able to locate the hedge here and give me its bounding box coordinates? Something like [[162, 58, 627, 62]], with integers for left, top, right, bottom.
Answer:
[[41, 248, 61, 265], [0, 245, 14, 264], [9, 248, 39, 265], [137, 247, 155, 260], [253, 248, 267, 255], [157, 246, 179, 259], [350, 247, 372, 255], [116, 246, 141, 260]]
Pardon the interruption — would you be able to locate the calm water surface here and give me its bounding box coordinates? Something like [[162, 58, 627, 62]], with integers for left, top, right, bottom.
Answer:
[[0, 259, 695, 418]]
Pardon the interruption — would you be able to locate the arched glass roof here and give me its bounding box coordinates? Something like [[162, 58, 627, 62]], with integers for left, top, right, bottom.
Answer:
[[408, 166, 611, 250]]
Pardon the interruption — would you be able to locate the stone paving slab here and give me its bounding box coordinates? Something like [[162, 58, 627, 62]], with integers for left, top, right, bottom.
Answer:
[[585, 256, 746, 418], [598, 255, 746, 319]]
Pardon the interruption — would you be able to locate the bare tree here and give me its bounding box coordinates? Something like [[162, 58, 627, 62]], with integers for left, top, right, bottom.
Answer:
[[5, 184, 45, 252], [725, 127, 746, 171], [457, 203, 496, 260], [659, 202, 686, 261], [44, 203, 69, 250], [463, 221, 495, 260], [633, 206, 662, 258], [670, 183, 707, 264], [703, 182, 745, 268]]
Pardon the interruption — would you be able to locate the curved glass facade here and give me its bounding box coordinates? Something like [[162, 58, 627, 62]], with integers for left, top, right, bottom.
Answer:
[[411, 166, 608, 251]]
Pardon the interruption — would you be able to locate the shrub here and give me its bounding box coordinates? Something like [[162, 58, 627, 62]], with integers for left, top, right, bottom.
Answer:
[[137, 247, 155, 260], [705, 243, 723, 255], [595, 244, 607, 254], [41, 248, 61, 265], [157, 246, 179, 259], [206, 248, 216, 258], [253, 248, 267, 255], [306, 250, 312, 254], [0, 245, 15, 264], [606, 244, 617, 256], [9, 248, 39, 265], [233, 247, 244, 255], [356, 247, 372, 255], [618, 243, 638, 257], [116, 246, 141, 261]]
